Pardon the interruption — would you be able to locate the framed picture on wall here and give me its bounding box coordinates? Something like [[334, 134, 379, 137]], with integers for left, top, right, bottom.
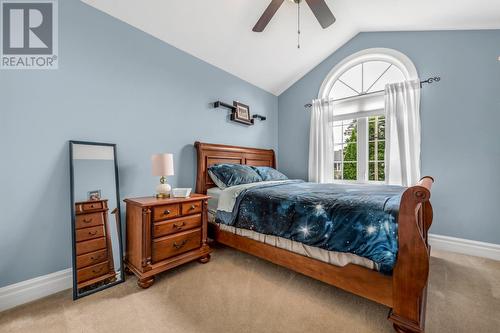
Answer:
[[231, 101, 254, 125], [87, 190, 102, 201]]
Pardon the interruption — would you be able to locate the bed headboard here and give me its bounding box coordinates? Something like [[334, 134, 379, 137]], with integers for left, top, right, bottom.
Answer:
[[194, 141, 276, 194]]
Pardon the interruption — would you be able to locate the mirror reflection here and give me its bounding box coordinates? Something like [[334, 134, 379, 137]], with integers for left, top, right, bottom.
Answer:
[[70, 141, 124, 299]]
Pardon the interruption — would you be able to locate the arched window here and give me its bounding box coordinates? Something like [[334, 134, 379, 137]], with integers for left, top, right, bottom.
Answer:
[[319, 48, 418, 183]]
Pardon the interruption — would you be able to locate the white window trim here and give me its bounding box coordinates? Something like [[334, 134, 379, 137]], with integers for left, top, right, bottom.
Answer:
[[318, 48, 419, 101], [321, 48, 418, 184]]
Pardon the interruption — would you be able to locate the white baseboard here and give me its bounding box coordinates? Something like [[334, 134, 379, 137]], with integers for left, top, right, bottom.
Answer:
[[0, 268, 72, 313], [429, 234, 500, 261]]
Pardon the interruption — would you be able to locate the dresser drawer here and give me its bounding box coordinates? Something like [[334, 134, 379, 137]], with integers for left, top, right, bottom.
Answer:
[[181, 200, 202, 215], [77, 261, 109, 283], [76, 225, 105, 242], [153, 204, 180, 221], [152, 228, 201, 262], [75, 212, 104, 229], [76, 249, 107, 269], [153, 214, 201, 238], [76, 237, 107, 256], [77, 201, 104, 212]]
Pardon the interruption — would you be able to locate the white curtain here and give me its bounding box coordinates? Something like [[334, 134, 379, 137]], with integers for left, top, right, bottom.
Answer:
[[385, 80, 421, 186], [308, 99, 334, 183]]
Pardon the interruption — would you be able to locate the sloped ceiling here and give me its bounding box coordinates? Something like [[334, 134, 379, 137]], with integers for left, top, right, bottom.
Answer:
[[82, 0, 500, 95]]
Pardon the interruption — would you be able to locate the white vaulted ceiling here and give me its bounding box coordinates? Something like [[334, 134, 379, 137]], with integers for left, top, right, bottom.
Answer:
[[82, 0, 500, 95]]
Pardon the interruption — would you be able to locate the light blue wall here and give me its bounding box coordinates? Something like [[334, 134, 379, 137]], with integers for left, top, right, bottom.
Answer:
[[278, 30, 500, 245], [0, 0, 278, 287]]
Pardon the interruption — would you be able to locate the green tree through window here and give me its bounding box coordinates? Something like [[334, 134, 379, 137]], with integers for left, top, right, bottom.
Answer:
[[339, 116, 386, 181], [343, 124, 357, 180]]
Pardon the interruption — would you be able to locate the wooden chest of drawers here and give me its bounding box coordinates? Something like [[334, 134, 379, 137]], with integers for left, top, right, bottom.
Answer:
[[74, 200, 116, 289], [124, 194, 212, 288]]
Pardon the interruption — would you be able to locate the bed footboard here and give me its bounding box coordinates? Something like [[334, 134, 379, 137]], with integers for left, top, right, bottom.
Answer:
[[389, 176, 434, 333]]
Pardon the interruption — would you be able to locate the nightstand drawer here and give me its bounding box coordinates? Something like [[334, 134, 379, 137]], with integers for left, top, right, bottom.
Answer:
[[76, 237, 107, 255], [181, 200, 202, 215], [75, 212, 104, 229], [77, 249, 107, 269], [153, 214, 201, 238], [76, 225, 105, 242], [152, 228, 201, 262], [153, 204, 180, 221], [77, 261, 109, 283]]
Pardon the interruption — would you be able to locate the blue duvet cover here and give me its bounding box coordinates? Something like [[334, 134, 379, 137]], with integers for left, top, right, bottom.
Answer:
[[216, 180, 406, 274]]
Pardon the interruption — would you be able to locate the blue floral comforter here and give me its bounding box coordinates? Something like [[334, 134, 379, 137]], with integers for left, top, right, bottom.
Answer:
[[215, 180, 406, 274]]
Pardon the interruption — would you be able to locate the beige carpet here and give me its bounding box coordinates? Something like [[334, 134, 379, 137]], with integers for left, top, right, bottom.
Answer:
[[1, 246, 499, 333]]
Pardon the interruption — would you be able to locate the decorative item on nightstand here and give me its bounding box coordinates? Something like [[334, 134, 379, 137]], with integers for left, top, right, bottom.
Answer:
[[152, 153, 174, 199], [172, 188, 192, 198]]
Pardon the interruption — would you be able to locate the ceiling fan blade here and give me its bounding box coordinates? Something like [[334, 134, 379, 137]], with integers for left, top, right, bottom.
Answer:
[[305, 0, 336, 29], [252, 0, 285, 32]]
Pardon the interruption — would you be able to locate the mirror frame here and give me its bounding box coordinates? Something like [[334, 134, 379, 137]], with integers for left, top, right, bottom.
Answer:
[[69, 140, 125, 300]]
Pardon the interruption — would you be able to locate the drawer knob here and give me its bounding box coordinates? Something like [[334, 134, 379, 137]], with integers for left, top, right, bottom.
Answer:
[[173, 222, 185, 229], [173, 239, 188, 249], [88, 230, 98, 236], [90, 255, 101, 261], [163, 209, 171, 215], [83, 218, 92, 223], [189, 204, 196, 210]]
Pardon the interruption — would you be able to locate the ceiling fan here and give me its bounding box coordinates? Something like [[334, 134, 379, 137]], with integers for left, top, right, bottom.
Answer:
[[252, 0, 336, 33]]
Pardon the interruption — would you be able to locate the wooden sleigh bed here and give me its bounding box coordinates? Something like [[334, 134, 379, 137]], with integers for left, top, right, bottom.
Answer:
[[195, 141, 434, 333]]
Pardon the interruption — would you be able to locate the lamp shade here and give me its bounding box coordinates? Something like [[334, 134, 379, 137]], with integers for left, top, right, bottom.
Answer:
[[151, 153, 174, 176]]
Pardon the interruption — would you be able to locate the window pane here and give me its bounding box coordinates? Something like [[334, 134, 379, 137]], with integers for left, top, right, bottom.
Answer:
[[338, 64, 362, 94], [369, 142, 374, 161], [343, 162, 357, 180], [369, 141, 385, 161], [377, 141, 385, 161], [366, 65, 406, 93], [344, 142, 357, 161], [378, 117, 386, 140], [369, 162, 385, 181], [369, 120, 375, 141], [378, 162, 385, 181], [333, 123, 344, 145], [334, 162, 342, 180], [343, 119, 357, 143], [363, 61, 392, 92], [333, 147, 343, 162], [330, 80, 358, 100], [369, 116, 385, 141]]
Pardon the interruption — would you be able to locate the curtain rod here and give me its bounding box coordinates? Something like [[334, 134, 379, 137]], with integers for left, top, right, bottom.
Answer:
[[304, 76, 441, 108]]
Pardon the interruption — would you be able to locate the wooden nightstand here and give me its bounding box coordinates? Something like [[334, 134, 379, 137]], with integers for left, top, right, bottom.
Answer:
[[124, 194, 212, 288]]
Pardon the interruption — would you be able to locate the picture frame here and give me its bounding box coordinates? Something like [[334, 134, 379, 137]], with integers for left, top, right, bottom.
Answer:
[[231, 101, 254, 125], [87, 189, 102, 201]]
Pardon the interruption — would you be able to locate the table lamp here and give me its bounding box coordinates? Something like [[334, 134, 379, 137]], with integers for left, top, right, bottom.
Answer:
[[151, 153, 174, 198]]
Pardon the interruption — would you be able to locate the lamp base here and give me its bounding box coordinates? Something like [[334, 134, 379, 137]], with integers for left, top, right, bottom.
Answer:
[[155, 182, 171, 199]]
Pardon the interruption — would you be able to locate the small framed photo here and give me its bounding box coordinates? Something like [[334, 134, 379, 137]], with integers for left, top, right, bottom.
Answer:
[[87, 190, 101, 201], [231, 101, 254, 125]]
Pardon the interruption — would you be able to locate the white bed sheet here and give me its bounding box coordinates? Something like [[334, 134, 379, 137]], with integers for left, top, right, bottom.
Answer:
[[207, 209, 377, 271], [207, 187, 222, 213]]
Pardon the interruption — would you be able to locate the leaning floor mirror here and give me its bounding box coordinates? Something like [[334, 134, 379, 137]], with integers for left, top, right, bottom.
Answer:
[[69, 141, 125, 299]]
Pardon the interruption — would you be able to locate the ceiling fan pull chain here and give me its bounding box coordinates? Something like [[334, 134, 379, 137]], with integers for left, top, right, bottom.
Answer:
[[297, 0, 301, 49]]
